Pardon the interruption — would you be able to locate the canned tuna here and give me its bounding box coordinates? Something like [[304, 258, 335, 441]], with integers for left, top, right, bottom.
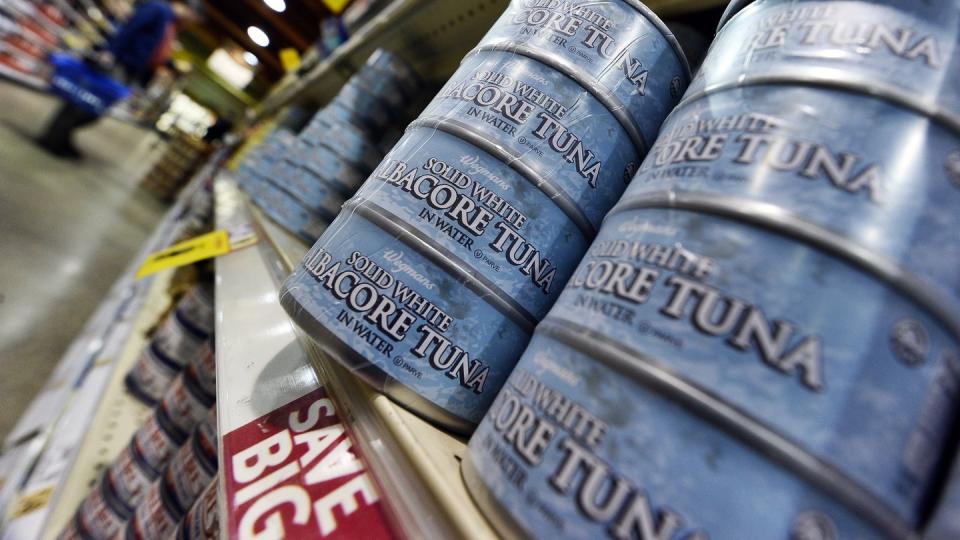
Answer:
[[301, 116, 382, 173], [463, 331, 895, 539], [280, 211, 531, 431], [419, 49, 642, 232], [159, 369, 214, 436], [245, 174, 330, 244], [333, 80, 391, 130], [188, 341, 216, 397], [364, 49, 420, 98], [106, 441, 159, 508], [122, 480, 183, 540], [164, 419, 218, 513], [267, 149, 346, 220], [622, 84, 960, 325], [175, 480, 219, 540], [355, 127, 589, 319], [694, 0, 960, 130], [297, 140, 367, 199], [537, 206, 960, 527], [176, 285, 214, 336], [311, 102, 375, 137], [125, 343, 180, 406], [351, 68, 407, 111], [74, 478, 133, 539], [132, 407, 189, 478], [477, 0, 690, 149], [153, 309, 208, 366]]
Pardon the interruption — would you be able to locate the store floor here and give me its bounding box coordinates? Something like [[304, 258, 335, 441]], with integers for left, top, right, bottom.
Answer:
[[0, 80, 167, 441]]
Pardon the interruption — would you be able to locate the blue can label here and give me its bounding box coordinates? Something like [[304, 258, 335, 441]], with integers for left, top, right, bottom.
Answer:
[[333, 81, 391, 130], [245, 173, 331, 243], [693, 0, 960, 123], [296, 141, 367, 198], [545, 208, 960, 524], [301, 116, 382, 173], [466, 333, 886, 539], [364, 49, 419, 97], [623, 84, 960, 305], [282, 212, 530, 424], [421, 50, 640, 229], [267, 147, 346, 219], [356, 127, 589, 319], [479, 0, 689, 144]]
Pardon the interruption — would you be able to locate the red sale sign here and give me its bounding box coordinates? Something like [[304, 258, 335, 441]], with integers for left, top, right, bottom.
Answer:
[[223, 389, 396, 539]]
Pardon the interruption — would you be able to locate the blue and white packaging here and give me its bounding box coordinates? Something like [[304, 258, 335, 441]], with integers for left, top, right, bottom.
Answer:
[[300, 115, 383, 173], [244, 174, 330, 243], [693, 0, 960, 130], [925, 447, 960, 539]]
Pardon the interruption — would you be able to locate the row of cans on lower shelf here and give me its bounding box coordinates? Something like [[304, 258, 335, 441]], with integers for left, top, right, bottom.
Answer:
[[236, 49, 419, 244], [274, 0, 960, 538]]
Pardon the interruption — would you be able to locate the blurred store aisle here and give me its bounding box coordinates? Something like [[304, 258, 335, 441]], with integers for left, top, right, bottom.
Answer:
[[0, 80, 168, 440]]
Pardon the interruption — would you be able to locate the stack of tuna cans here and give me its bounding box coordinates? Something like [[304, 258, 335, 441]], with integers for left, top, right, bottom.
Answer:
[[279, 0, 690, 433], [239, 50, 420, 244], [125, 282, 214, 405], [464, 0, 960, 537], [62, 341, 217, 539]]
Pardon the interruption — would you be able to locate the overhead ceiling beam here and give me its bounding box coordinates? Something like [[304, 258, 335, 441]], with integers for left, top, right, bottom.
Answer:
[[199, 0, 284, 73], [240, 0, 313, 51]]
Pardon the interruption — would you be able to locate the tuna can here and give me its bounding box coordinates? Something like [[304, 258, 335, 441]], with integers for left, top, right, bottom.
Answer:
[[418, 49, 642, 232], [187, 341, 216, 397], [105, 441, 160, 509], [152, 308, 209, 367], [158, 369, 215, 436], [245, 174, 330, 244], [622, 84, 960, 322], [693, 0, 960, 131], [164, 415, 218, 513], [131, 407, 189, 481], [332, 79, 392, 131], [310, 102, 375, 137], [364, 49, 420, 98], [297, 139, 368, 198], [354, 126, 589, 319], [57, 516, 84, 540], [502, 206, 959, 529], [351, 67, 407, 112], [463, 331, 895, 539], [74, 479, 133, 540], [175, 479, 219, 540], [476, 0, 691, 149], [176, 284, 214, 336], [125, 343, 181, 406], [266, 147, 346, 220], [122, 480, 183, 540], [280, 210, 532, 432], [300, 115, 382, 173], [926, 446, 960, 539]]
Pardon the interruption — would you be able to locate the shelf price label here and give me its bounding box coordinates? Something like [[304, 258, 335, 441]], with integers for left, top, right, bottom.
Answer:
[[136, 226, 258, 279], [223, 388, 396, 540]]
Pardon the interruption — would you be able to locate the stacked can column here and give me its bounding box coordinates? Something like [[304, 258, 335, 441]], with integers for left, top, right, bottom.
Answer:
[[280, 0, 689, 433], [463, 0, 960, 537]]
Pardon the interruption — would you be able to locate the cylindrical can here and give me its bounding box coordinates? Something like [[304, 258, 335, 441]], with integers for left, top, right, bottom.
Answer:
[[351, 67, 408, 111], [152, 308, 209, 367], [355, 126, 589, 319], [332, 79, 392, 131], [246, 174, 330, 244], [297, 140, 368, 198], [132, 407, 189, 480], [418, 49, 642, 232], [125, 342, 181, 406], [925, 447, 960, 539], [164, 412, 218, 513], [486, 206, 960, 529], [364, 48, 420, 98], [301, 115, 382, 173], [175, 479, 219, 540], [476, 0, 690, 149], [310, 102, 374, 137], [693, 0, 960, 130], [121, 480, 183, 540], [267, 147, 346, 220], [280, 210, 532, 432], [621, 83, 960, 325], [158, 369, 215, 436], [74, 478, 133, 540], [463, 331, 894, 539], [187, 341, 216, 397], [105, 441, 160, 510], [175, 284, 214, 337]]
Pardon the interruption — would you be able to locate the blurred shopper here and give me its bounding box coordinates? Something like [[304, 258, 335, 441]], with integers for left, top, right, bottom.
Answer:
[[36, 1, 202, 158]]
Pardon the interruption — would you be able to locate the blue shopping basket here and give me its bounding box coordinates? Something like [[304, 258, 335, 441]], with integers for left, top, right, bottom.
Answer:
[[48, 53, 130, 116]]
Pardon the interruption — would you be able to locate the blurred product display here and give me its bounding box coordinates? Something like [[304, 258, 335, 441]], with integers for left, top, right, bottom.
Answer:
[[2, 1, 958, 539]]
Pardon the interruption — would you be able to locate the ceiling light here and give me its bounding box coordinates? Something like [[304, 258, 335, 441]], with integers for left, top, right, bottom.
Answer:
[[247, 26, 270, 47], [243, 52, 259, 66], [264, 0, 286, 12]]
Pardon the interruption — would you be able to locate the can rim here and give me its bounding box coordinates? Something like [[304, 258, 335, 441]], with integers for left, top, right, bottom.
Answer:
[[460, 454, 529, 540], [681, 73, 960, 138], [607, 192, 960, 339], [469, 42, 649, 157], [620, 0, 693, 79], [408, 118, 597, 239], [716, 0, 758, 32], [539, 318, 916, 540]]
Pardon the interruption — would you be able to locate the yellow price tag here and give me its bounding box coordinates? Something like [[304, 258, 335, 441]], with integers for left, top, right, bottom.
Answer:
[[321, 0, 351, 14], [10, 486, 53, 518], [280, 48, 302, 72], [136, 230, 231, 279]]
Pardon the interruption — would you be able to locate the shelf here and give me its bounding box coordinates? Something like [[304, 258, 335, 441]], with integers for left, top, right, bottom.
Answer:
[[0, 158, 221, 540], [0, 64, 46, 90], [221, 175, 500, 539]]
